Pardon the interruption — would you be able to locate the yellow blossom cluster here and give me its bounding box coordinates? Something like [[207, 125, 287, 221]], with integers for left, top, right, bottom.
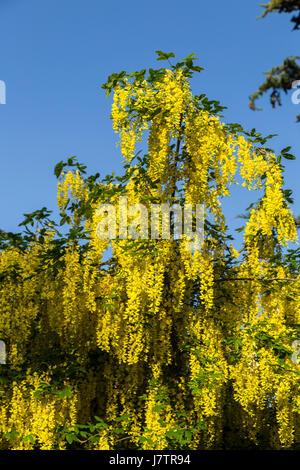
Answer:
[[0, 66, 299, 450]]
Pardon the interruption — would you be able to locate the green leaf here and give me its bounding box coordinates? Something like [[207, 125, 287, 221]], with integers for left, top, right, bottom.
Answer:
[[282, 153, 296, 160], [155, 50, 175, 61], [22, 434, 35, 444], [55, 387, 73, 399], [54, 161, 65, 178], [66, 433, 77, 444], [152, 403, 166, 412], [5, 429, 19, 440]]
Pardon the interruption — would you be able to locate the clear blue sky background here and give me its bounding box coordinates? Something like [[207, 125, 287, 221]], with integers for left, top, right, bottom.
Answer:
[[0, 0, 299, 247]]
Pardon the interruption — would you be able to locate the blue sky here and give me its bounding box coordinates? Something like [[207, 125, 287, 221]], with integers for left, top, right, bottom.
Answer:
[[0, 0, 299, 246]]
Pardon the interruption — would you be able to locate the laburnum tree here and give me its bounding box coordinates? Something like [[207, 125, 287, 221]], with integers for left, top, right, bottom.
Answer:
[[250, 0, 300, 121], [0, 52, 299, 450]]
